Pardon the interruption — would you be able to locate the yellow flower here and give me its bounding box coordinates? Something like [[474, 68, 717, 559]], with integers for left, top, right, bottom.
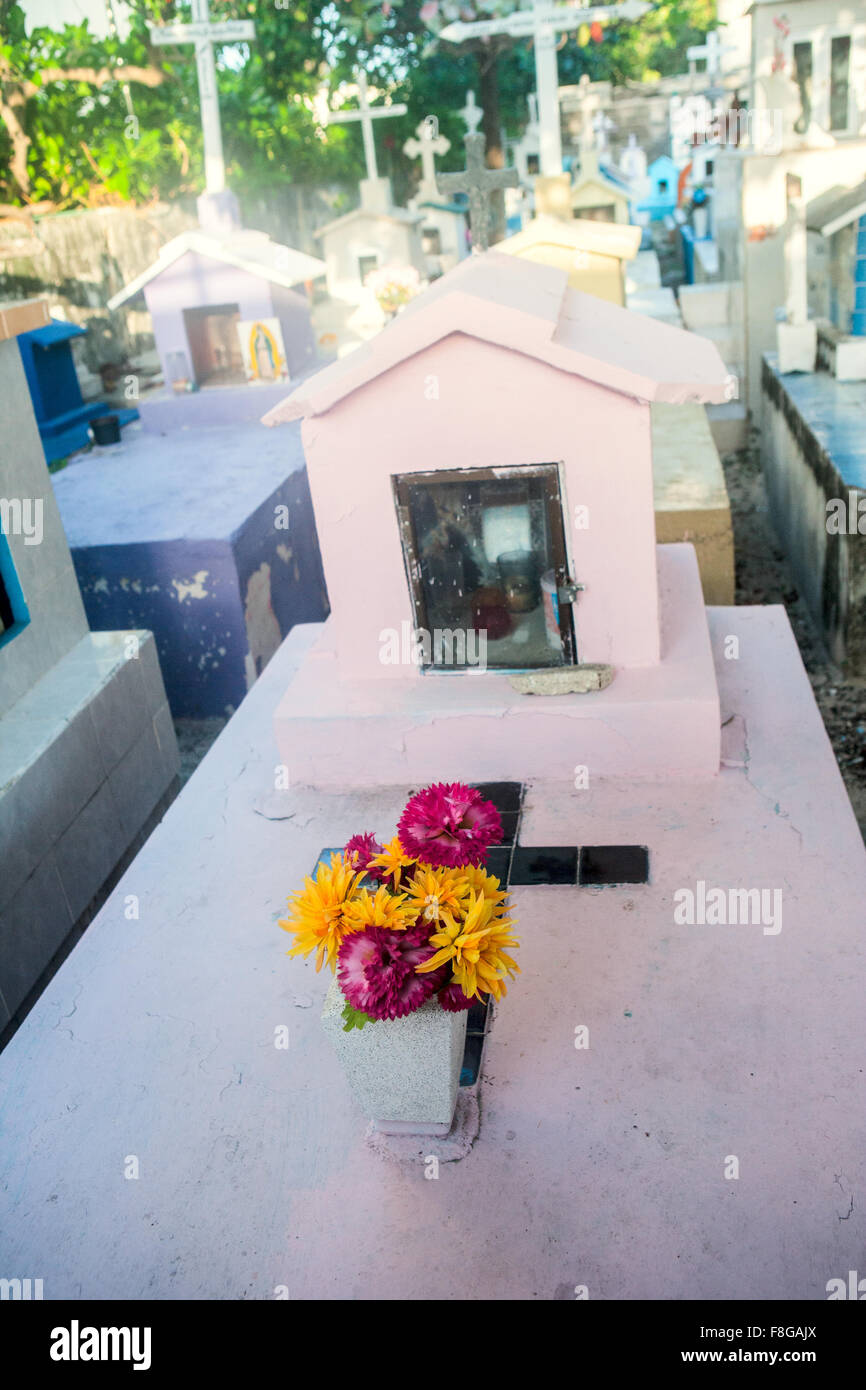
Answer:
[[459, 864, 509, 912], [278, 854, 364, 973], [415, 889, 520, 1001], [404, 866, 470, 928], [341, 883, 416, 932], [368, 835, 416, 889]]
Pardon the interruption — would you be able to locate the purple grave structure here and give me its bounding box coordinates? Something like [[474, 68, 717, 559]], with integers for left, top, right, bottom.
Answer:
[[107, 195, 328, 390], [50, 387, 329, 719]]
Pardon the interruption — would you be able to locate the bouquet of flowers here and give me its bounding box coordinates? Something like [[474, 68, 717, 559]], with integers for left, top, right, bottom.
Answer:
[[279, 783, 520, 1030], [364, 264, 422, 316]]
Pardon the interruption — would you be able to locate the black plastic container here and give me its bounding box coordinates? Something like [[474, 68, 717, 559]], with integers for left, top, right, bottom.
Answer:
[[91, 414, 121, 446]]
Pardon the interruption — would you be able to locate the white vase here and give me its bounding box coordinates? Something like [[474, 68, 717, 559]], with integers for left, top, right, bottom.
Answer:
[[321, 978, 468, 1136]]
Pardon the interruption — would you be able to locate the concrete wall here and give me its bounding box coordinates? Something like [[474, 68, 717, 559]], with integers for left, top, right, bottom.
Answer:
[[0, 205, 196, 370], [0, 333, 179, 1032], [761, 355, 866, 675]]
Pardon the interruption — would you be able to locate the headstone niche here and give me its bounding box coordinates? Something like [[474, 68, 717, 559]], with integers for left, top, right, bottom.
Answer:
[[0, 300, 178, 1034], [263, 252, 730, 787]]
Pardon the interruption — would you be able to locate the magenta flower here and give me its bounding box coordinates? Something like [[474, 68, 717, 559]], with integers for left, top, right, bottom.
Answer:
[[438, 979, 474, 1012], [344, 832, 386, 881], [338, 922, 439, 1021], [397, 782, 502, 869]]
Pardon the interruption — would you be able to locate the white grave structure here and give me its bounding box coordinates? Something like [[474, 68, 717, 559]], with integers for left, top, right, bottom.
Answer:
[[405, 118, 468, 273], [317, 74, 426, 304]]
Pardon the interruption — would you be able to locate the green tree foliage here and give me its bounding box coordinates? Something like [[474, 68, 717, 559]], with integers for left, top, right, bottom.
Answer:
[[0, 0, 716, 210]]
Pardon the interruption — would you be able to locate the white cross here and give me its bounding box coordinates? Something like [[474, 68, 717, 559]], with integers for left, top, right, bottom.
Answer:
[[460, 90, 484, 136], [403, 119, 450, 193], [441, 1, 649, 178], [149, 0, 255, 196], [687, 30, 736, 80], [592, 110, 616, 157], [325, 71, 408, 182]]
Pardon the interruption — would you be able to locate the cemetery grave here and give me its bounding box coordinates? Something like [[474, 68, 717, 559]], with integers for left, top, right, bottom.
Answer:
[[0, 0, 864, 1326]]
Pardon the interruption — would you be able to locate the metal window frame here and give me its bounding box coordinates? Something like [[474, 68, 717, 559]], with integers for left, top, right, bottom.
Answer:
[[392, 462, 577, 673]]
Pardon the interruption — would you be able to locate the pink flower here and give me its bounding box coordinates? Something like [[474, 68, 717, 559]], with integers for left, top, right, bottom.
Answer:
[[397, 782, 502, 869], [344, 832, 386, 881], [420, 1, 439, 22], [438, 979, 474, 1012], [338, 922, 439, 1021]]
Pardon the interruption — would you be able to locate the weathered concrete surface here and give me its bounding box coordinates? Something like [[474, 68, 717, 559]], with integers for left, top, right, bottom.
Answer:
[[50, 403, 328, 718], [0, 607, 864, 1300], [761, 353, 866, 676], [652, 403, 735, 605]]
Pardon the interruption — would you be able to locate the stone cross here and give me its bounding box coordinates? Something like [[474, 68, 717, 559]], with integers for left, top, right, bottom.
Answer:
[[437, 133, 519, 253], [592, 110, 615, 157], [149, 0, 255, 196], [325, 71, 408, 182], [460, 90, 484, 136], [403, 119, 450, 195], [441, 2, 649, 179]]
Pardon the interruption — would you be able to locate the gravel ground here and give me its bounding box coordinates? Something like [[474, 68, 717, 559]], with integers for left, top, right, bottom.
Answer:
[[722, 435, 866, 841]]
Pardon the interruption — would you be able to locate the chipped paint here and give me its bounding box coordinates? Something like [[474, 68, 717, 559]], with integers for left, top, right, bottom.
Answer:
[[172, 570, 210, 603], [276, 543, 293, 564], [243, 561, 282, 688]]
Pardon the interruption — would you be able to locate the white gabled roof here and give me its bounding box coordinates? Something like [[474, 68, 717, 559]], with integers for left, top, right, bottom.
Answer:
[[107, 228, 327, 310]]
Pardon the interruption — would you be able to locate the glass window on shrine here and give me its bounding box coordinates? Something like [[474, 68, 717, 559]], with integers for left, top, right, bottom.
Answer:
[[0, 527, 29, 649], [527, 154, 540, 176], [830, 36, 851, 131], [393, 465, 576, 672], [358, 253, 379, 284], [421, 226, 442, 256]]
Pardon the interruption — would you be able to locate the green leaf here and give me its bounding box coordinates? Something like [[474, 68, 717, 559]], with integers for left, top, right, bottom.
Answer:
[[340, 1001, 376, 1032]]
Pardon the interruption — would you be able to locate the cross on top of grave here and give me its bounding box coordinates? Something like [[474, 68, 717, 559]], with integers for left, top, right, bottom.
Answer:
[[460, 90, 484, 136], [325, 71, 408, 183], [592, 110, 616, 157], [441, 2, 650, 178], [687, 29, 737, 101], [437, 133, 519, 253], [149, 0, 255, 196], [404, 118, 450, 196]]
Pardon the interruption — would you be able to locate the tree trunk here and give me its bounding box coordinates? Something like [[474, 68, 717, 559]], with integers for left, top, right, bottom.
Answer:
[[477, 41, 507, 244], [477, 43, 503, 169]]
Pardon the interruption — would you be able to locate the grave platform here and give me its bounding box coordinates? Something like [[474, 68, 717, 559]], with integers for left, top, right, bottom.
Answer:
[[51, 390, 328, 718], [0, 602, 863, 1300], [761, 353, 866, 676], [275, 545, 721, 785], [651, 405, 735, 605]]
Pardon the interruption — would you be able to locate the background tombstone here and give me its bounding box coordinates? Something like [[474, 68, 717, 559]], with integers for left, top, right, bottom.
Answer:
[[0, 298, 178, 1037]]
